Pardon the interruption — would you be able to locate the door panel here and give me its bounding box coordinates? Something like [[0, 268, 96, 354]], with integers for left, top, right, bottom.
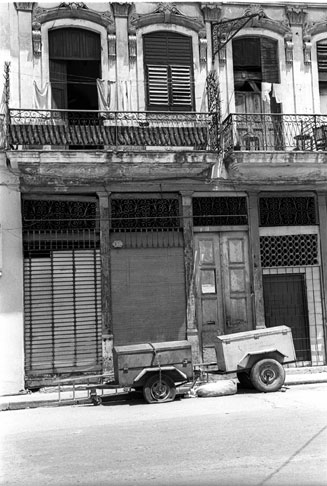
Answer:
[[195, 231, 252, 360], [235, 91, 275, 150], [220, 233, 252, 332]]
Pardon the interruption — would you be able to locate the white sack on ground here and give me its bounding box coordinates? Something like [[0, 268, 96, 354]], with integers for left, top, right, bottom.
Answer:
[[196, 380, 237, 397]]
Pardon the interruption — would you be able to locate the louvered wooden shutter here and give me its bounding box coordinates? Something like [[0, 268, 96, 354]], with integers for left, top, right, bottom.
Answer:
[[144, 32, 194, 111], [171, 66, 192, 107], [317, 41, 327, 81], [146, 65, 169, 106], [261, 37, 279, 83]]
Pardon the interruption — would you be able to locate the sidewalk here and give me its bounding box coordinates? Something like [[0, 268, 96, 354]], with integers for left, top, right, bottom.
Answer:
[[1, 366, 327, 411]]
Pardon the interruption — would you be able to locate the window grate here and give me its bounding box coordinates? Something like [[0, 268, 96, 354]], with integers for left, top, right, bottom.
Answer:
[[22, 199, 98, 230], [260, 234, 318, 267], [111, 198, 180, 231], [193, 197, 248, 226], [259, 196, 317, 226]]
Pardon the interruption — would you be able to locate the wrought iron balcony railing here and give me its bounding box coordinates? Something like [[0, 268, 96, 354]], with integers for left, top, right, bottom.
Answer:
[[8, 109, 217, 150], [222, 113, 327, 153]]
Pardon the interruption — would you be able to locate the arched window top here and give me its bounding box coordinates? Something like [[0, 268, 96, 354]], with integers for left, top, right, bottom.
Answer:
[[33, 4, 115, 33], [49, 28, 101, 61]]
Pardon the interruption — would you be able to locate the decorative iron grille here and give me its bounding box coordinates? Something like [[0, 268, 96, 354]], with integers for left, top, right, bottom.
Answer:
[[110, 198, 180, 231], [260, 234, 318, 267], [193, 197, 248, 226], [22, 199, 98, 230], [259, 196, 317, 226], [22, 198, 99, 252]]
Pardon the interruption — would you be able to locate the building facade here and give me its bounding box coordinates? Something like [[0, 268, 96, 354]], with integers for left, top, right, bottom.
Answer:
[[1, 1, 327, 394]]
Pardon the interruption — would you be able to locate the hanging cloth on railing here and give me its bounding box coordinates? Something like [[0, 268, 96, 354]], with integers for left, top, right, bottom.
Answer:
[[96, 79, 115, 111], [272, 83, 283, 103], [33, 81, 52, 110], [261, 82, 271, 102], [119, 80, 132, 111]]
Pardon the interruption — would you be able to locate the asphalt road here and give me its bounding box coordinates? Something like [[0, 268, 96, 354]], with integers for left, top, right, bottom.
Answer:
[[1, 384, 327, 486]]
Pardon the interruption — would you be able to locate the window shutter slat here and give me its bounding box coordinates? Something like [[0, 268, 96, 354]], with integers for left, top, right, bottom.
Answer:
[[317, 42, 327, 73], [171, 66, 192, 106], [261, 37, 279, 83], [147, 65, 169, 105]]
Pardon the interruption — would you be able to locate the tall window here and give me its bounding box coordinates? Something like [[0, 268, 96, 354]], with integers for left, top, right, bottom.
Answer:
[[143, 31, 194, 111], [232, 36, 280, 114], [49, 28, 101, 110], [317, 40, 327, 112]]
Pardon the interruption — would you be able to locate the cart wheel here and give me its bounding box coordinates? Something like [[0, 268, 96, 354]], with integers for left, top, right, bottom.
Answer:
[[91, 395, 102, 406], [143, 374, 176, 404], [250, 359, 285, 393], [237, 371, 254, 389]]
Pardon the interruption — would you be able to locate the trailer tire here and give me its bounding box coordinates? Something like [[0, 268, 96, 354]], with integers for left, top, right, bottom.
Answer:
[[91, 395, 102, 406], [250, 359, 285, 393], [143, 373, 176, 404], [237, 371, 254, 389]]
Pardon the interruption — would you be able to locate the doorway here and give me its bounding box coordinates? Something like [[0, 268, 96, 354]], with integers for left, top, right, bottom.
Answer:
[[49, 28, 102, 149], [263, 274, 311, 362], [195, 231, 253, 361]]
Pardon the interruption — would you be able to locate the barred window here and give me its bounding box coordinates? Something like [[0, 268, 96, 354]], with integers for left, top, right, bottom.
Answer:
[[111, 198, 180, 231], [22, 198, 98, 230], [260, 234, 318, 267], [193, 197, 248, 226], [259, 196, 317, 226]]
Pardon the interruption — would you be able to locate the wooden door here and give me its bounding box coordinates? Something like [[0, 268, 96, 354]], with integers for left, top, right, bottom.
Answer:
[[263, 274, 311, 362], [195, 231, 253, 361], [235, 91, 274, 150], [195, 234, 224, 362]]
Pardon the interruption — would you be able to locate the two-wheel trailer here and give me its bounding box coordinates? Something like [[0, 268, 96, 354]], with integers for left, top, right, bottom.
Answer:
[[89, 325, 296, 405]]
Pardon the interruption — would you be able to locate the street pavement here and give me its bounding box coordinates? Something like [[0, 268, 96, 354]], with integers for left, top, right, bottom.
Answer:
[[1, 383, 327, 486]]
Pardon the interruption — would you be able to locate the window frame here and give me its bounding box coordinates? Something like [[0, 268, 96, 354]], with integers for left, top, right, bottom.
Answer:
[[143, 31, 195, 112]]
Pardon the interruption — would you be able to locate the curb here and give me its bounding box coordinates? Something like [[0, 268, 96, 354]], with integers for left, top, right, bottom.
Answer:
[[1, 375, 327, 411]]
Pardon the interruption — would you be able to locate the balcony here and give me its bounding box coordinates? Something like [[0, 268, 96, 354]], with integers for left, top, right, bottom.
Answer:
[[7, 109, 217, 151], [222, 113, 327, 154]]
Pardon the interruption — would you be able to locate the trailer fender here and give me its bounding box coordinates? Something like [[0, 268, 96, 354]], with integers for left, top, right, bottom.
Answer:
[[133, 366, 188, 387], [237, 349, 287, 371]]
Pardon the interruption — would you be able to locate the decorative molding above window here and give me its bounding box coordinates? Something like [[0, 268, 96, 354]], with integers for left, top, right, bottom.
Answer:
[[242, 5, 291, 36], [33, 3, 115, 33], [285, 6, 308, 26], [129, 2, 204, 33], [303, 20, 327, 38]]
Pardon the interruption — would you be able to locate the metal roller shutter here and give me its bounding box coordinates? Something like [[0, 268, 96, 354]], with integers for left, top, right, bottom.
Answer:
[[111, 244, 186, 346], [24, 249, 102, 379]]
